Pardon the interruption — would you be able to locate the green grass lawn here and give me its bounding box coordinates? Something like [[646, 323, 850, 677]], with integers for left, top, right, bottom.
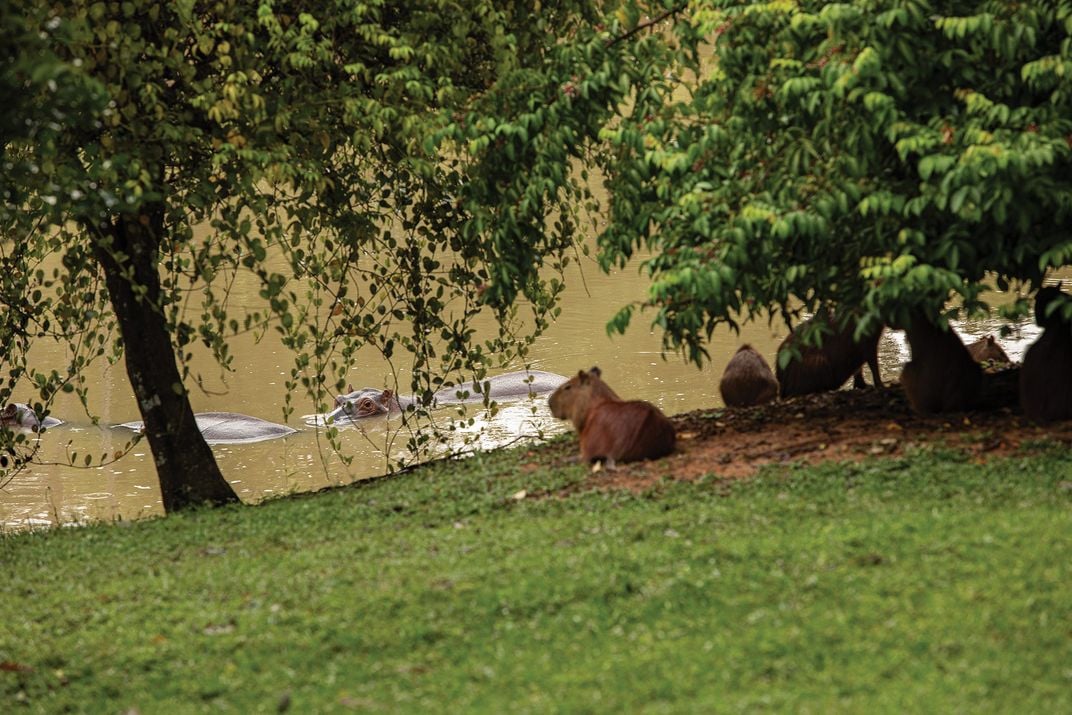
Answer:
[[2, 441, 1070, 713]]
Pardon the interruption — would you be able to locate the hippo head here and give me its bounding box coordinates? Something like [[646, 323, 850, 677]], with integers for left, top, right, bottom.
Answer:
[[327, 386, 397, 423], [2, 403, 41, 431]]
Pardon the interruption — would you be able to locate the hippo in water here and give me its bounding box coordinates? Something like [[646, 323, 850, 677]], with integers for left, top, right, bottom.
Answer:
[[117, 412, 298, 445], [324, 369, 568, 424], [1, 403, 64, 432]]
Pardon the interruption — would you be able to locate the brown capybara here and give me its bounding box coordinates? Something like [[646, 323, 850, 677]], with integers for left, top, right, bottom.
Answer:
[[1020, 286, 1072, 422], [966, 334, 1011, 364], [776, 312, 883, 397], [899, 311, 981, 414], [719, 344, 778, 407], [548, 367, 675, 467]]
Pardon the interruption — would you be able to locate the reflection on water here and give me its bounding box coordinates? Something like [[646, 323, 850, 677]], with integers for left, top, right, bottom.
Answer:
[[0, 255, 1056, 530]]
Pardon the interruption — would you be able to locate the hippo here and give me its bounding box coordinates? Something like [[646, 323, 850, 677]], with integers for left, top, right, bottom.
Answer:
[[1, 403, 64, 433], [324, 369, 568, 424], [117, 412, 298, 445]]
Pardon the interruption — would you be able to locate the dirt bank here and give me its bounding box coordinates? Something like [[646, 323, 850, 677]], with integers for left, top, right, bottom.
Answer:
[[543, 373, 1072, 493]]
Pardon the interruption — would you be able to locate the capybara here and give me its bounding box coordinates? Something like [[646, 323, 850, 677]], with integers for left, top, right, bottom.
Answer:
[[548, 367, 675, 467], [719, 344, 778, 407], [966, 334, 1011, 364], [899, 311, 981, 414], [1020, 286, 1072, 422], [776, 312, 883, 397]]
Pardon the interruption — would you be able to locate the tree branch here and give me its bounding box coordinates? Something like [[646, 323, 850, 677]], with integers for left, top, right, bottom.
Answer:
[[609, 3, 687, 47]]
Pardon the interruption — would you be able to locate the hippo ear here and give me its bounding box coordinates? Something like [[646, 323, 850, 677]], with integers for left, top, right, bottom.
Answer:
[[381, 389, 394, 402], [347, 383, 354, 393], [589, 366, 602, 378], [1, 404, 14, 420]]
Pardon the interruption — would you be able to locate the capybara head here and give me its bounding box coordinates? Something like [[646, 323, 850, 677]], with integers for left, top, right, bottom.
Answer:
[[966, 335, 1011, 364], [548, 367, 618, 429]]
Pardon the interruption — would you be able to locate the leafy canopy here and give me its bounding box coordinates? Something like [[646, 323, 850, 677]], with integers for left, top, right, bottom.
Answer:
[[0, 0, 627, 475], [593, 1, 1072, 363]]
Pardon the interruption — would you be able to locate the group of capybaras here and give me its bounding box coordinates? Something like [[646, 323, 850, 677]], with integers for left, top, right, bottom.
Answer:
[[548, 284, 1071, 469], [4, 287, 1070, 464]]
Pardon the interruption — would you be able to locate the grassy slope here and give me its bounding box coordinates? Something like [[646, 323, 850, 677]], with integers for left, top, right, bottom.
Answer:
[[2, 440, 1070, 713]]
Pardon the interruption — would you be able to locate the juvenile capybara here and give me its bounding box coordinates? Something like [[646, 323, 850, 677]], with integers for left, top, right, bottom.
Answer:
[[548, 367, 675, 467], [776, 312, 883, 397], [966, 334, 1011, 364], [1020, 286, 1072, 422], [719, 344, 778, 407], [899, 311, 981, 414]]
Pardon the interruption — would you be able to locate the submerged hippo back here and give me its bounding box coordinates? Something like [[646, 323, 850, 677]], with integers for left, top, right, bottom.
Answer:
[[435, 370, 568, 403], [117, 412, 297, 444], [193, 412, 298, 444], [330, 370, 567, 424]]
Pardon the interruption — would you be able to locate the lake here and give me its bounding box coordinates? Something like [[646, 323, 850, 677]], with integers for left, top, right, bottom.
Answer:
[[0, 244, 1045, 530]]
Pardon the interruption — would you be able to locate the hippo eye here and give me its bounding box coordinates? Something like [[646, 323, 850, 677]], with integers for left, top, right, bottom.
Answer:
[[360, 398, 375, 410]]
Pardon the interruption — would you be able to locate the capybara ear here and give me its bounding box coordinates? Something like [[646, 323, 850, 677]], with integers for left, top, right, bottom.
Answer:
[[589, 366, 602, 378], [576, 369, 588, 382]]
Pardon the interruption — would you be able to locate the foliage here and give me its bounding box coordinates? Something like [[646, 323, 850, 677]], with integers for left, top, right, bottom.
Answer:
[[439, 2, 692, 306], [2, 445, 1071, 710], [0, 0, 624, 491], [591, 1, 1072, 363]]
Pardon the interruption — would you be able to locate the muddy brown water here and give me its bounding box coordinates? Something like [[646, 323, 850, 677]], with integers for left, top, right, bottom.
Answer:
[[1, 246, 1049, 529]]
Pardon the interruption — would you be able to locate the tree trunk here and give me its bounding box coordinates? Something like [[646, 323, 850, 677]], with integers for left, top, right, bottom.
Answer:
[[92, 205, 239, 512]]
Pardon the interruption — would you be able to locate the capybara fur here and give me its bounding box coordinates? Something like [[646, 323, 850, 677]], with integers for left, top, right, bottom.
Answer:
[[776, 313, 882, 398], [899, 312, 981, 414], [548, 367, 675, 467], [720, 344, 778, 407], [966, 335, 1011, 364], [1020, 286, 1072, 422]]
